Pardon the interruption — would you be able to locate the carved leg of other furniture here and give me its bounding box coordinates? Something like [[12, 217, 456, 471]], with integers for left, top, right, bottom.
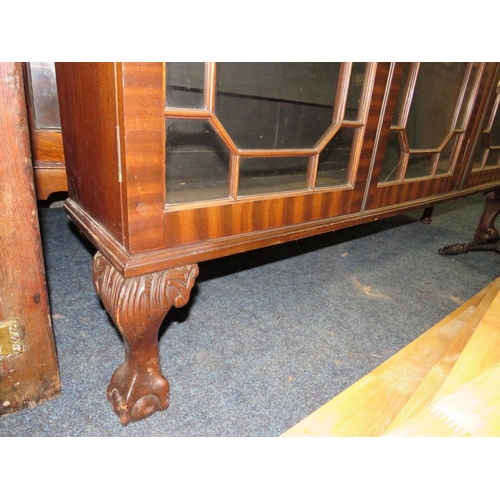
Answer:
[[420, 206, 434, 225], [92, 251, 199, 425], [473, 188, 500, 242], [439, 189, 500, 255]]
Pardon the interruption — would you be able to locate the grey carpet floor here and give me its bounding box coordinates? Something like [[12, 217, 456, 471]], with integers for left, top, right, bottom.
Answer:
[[1, 194, 498, 436]]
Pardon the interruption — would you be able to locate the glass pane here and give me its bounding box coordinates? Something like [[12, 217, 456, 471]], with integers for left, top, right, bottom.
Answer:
[[315, 127, 355, 188], [404, 153, 435, 179], [471, 138, 487, 171], [28, 62, 61, 129], [165, 62, 205, 109], [215, 63, 341, 149], [238, 156, 309, 196], [392, 63, 411, 126], [165, 118, 230, 204], [456, 63, 479, 130], [435, 135, 458, 175], [489, 100, 500, 146], [344, 63, 367, 121], [485, 149, 500, 168], [406, 62, 467, 150], [379, 131, 404, 183]]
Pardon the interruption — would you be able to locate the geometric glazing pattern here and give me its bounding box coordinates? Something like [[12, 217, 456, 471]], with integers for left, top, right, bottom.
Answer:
[[379, 62, 482, 184], [164, 62, 374, 204], [471, 83, 500, 171]]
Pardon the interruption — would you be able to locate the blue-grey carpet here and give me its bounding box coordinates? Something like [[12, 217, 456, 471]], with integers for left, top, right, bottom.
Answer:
[[1, 194, 498, 436]]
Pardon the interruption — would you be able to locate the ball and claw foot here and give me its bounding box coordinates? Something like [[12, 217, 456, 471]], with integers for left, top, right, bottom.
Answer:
[[107, 362, 170, 425]]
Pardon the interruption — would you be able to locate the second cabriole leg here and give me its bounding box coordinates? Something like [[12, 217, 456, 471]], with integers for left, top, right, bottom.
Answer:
[[93, 252, 199, 425]]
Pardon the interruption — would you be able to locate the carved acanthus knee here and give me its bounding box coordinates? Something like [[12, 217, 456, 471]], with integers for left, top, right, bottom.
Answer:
[[92, 251, 199, 424]]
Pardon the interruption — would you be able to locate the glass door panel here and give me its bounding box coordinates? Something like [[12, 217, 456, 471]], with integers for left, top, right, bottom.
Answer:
[[366, 62, 484, 211], [164, 62, 372, 206]]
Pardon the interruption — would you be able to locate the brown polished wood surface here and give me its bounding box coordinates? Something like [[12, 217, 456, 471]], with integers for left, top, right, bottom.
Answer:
[[55, 63, 123, 241]]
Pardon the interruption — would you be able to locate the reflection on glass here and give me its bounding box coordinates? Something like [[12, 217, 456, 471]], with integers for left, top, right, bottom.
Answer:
[[165, 119, 230, 204], [344, 63, 367, 121], [215, 63, 342, 149], [238, 156, 309, 196], [406, 63, 467, 150], [404, 154, 435, 179], [380, 131, 404, 182], [315, 127, 354, 187], [435, 136, 457, 175], [165, 62, 205, 109], [28, 62, 61, 129]]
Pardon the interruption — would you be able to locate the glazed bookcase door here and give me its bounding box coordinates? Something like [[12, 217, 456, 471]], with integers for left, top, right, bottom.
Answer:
[[364, 63, 488, 210], [153, 62, 386, 250], [461, 64, 500, 190]]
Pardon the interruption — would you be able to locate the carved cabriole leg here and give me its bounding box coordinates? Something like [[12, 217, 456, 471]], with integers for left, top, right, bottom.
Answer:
[[92, 252, 199, 425], [474, 188, 500, 242]]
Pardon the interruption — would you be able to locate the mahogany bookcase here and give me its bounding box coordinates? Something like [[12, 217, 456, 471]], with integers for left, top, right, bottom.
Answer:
[[52, 62, 500, 424]]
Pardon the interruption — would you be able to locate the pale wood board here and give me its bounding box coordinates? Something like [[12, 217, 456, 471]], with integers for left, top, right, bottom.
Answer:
[[384, 362, 500, 437], [282, 280, 494, 437], [425, 279, 500, 404], [384, 277, 500, 432]]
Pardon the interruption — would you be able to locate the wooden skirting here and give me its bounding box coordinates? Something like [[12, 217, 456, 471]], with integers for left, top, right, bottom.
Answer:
[[282, 277, 500, 437]]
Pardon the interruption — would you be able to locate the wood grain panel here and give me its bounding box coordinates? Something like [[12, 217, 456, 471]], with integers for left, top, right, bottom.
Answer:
[[0, 62, 60, 415], [33, 165, 68, 200], [119, 63, 167, 253], [55, 62, 123, 243], [30, 129, 64, 163]]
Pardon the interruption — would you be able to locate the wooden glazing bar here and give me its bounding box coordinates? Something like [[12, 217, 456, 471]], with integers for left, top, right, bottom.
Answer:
[[448, 135, 465, 180], [228, 153, 239, 200], [164, 108, 211, 118], [205, 62, 216, 114], [332, 63, 352, 124], [361, 63, 397, 209], [313, 121, 342, 152], [356, 63, 378, 124], [208, 114, 238, 155], [346, 127, 365, 186], [456, 63, 485, 132], [398, 62, 420, 128], [397, 133, 410, 180], [306, 155, 319, 190], [340, 120, 364, 128], [343, 64, 378, 187], [448, 62, 474, 134], [429, 153, 440, 177], [408, 144, 449, 155], [237, 148, 318, 157]]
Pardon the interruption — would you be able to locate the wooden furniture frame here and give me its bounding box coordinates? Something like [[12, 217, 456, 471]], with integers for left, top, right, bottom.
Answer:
[[23, 62, 67, 200], [54, 62, 500, 425]]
